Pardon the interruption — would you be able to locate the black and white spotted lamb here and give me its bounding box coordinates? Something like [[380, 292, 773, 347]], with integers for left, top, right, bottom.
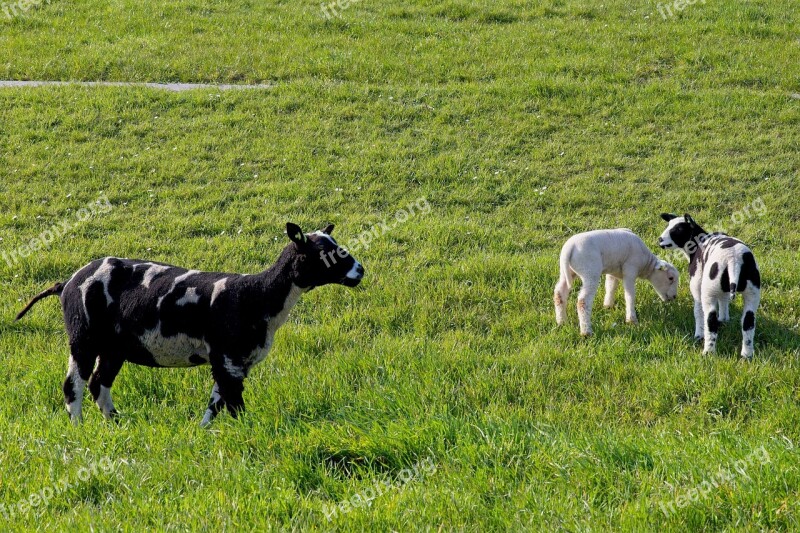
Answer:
[[658, 213, 761, 359]]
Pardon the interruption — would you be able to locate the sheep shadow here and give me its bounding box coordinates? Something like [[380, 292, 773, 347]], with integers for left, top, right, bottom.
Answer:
[[637, 295, 799, 361]]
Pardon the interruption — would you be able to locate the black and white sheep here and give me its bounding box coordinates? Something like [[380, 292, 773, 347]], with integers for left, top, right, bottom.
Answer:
[[15, 223, 364, 425]]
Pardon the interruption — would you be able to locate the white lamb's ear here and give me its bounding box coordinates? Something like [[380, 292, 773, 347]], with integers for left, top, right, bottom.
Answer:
[[656, 260, 668, 271]]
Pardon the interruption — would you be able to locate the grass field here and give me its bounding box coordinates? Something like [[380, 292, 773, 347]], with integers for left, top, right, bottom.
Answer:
[[1, 0, 800, 530]]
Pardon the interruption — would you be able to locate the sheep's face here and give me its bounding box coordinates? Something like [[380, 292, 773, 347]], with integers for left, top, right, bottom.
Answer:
[[285, 223, 364, 289], [658, 213, 696, 252], [649, 261, 679, 302]]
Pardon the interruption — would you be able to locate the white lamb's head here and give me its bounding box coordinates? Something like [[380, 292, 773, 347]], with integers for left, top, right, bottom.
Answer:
[[649, 260, 679, 302]]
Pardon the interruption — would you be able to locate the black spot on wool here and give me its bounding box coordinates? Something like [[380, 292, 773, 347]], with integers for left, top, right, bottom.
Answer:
[[707, 311, 719, 334], [709, 262, 719, 280], [739, 252, 761, 290], [720, 269, 730, 293], [743, 311, 755, 331]]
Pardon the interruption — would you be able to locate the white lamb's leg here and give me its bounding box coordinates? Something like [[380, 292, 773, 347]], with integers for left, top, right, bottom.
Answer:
[[603, 275, 619, 309], [554, 277, 571, 326], [577, 275, 600, 337], [622, 274, 638, 324]]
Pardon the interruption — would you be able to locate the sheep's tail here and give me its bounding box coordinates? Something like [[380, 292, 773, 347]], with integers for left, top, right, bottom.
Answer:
[[726, 259, 742, 300], [15, 282, 64, 321], [559, 244, 573, 290]]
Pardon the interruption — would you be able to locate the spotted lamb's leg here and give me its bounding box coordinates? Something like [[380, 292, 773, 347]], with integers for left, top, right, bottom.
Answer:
[[690, 277, 704, 343], [718, 292, 731, 322], [88, 356, 124, 420], [63, 343, 94, 424], [689, 300, 703, 343], [702, 293, 720, 355], [740, 284, 760, 360]]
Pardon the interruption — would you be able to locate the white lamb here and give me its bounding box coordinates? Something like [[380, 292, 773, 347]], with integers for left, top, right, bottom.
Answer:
[[554, 229, 679, 336]]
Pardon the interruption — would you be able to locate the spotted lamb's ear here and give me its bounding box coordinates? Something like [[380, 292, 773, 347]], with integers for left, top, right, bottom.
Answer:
[[321, 224, 334, 235], [683, 214, 696, 227], [286, 222, 308, 245], [661, 213, 678, 222]]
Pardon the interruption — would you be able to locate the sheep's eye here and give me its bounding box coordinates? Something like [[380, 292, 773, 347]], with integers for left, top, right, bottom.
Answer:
[[668, 277, 674, 282]]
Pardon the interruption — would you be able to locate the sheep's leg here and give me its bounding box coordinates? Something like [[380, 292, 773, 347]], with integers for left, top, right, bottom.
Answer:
[[718, 293, 731, 322], [200, 383, 224, 427], [88, 356, 124, 420], [603, 275, 619, 309], [554, 277, 571, 326], [63, 344, 94, 424], [576, 276, 600, 337], [690, 276, 704, 342], [740, 284, 760, 360], [622, 274, 638, 324], [204, 355, 246, 425], [702, 294, 720, 355], [693, 299, 705, 343]]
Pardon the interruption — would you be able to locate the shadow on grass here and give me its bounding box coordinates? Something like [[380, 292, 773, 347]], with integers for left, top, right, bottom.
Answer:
[[635, 297, 798, 361], [552, 294, 798, 362]]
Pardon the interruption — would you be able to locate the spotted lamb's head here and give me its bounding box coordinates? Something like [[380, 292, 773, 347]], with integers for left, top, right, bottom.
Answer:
[[658, 213, 702, 252], [285, 222, 364, 289]]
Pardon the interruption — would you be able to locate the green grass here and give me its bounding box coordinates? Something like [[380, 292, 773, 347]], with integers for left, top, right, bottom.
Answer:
[[1, 0, 800, 530]]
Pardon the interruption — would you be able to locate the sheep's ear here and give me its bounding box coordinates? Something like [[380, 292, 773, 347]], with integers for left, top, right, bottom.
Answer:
[[683, 214, 695, 227], [321, 224, 334, 235], [661, 213, 678, 222], [286, 222, 308, 245], [656, 260, 668, 271]]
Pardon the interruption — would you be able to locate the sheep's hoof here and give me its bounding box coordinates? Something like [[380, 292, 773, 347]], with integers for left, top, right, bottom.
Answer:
[[580, 331, 593, 338], [693, 336, 703, 344], [603, 303, 614, 309], [626, 318, 638, 325]]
